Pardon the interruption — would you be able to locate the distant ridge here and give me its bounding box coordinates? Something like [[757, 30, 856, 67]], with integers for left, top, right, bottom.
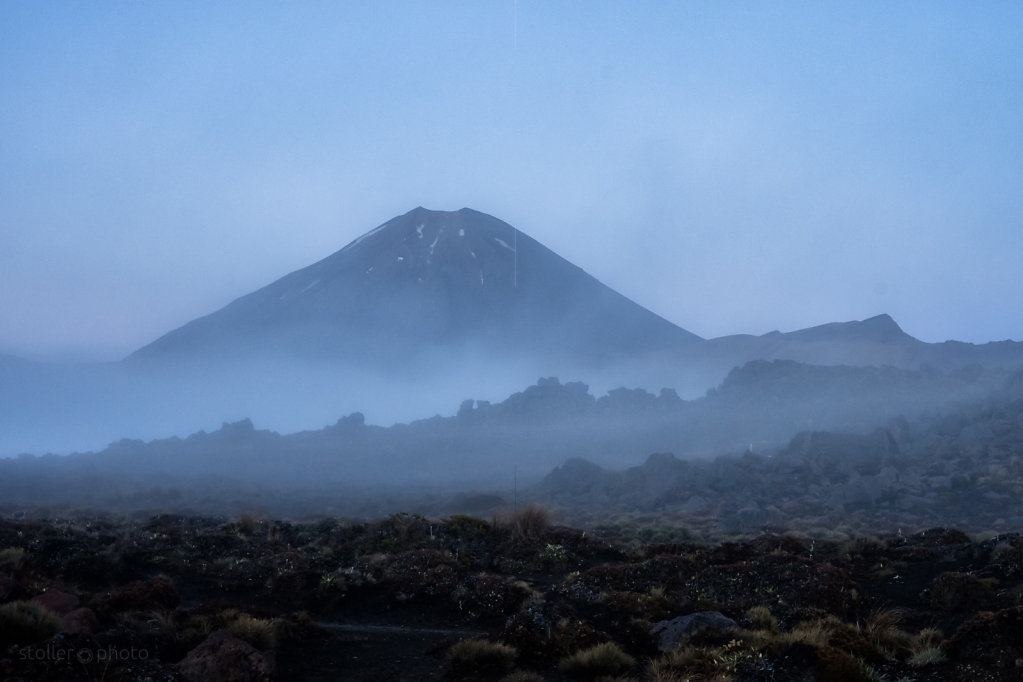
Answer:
[[783, 314, 915, 344]]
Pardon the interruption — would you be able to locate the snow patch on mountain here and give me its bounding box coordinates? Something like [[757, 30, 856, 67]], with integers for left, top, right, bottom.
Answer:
[[346, 220, 390, 251]]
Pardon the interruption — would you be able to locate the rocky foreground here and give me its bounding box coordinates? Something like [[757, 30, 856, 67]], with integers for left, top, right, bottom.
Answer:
[[1, 510, 1023, 681]]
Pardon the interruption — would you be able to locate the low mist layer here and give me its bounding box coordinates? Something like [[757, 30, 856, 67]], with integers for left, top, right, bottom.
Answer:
[[3, 361, 1018, 525]]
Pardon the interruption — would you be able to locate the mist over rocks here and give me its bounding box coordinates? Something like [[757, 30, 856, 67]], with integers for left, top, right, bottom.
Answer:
[[3, 205, 1023, 469], [538, 368, 1023, 535], [3, 363, 1021, 525]]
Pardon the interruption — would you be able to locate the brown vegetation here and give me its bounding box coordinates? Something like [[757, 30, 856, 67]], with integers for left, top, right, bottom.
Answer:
[[0, 512, 1021, 680]]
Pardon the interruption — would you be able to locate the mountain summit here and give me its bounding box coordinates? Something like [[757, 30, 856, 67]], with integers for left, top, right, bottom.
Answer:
[[783, 314, 915, 345], [131, 207, 700, 367]]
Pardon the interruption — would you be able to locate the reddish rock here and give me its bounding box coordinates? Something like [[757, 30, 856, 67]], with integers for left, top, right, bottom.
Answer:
[[30, 589, 80, 615], [177, 629, 276, 682], [61, 607, 100, 635]]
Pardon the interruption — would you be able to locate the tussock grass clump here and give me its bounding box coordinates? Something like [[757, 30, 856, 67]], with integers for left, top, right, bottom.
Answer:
[[909, 646, 948, 667], [746, 605, 778, 633], [780, 609, 917, 665], [647, 645, 736, 681], [558, 641, 635, 678], [503, 505, 552, 540], [447, 638, 517, 673], [0, 601, 62, 644], [201, 608, 280, 650], [784, 616, 842, 648], [228, 612, 279, 650], [912, 626, 943, 651], [862, 608, 912, 659]]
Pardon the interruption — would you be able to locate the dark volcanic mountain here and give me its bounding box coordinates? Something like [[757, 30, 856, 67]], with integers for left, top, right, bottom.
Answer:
[[4, 207, 1023, 458], [131, 207, 700, 368]]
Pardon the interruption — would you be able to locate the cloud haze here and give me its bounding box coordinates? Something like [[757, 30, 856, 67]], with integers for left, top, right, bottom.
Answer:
[[2, 2, 1022, 361]]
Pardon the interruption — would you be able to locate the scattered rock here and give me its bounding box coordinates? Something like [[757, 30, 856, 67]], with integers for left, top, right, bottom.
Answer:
[[178, 629, 276, 682], [650, 611, 740, 652]]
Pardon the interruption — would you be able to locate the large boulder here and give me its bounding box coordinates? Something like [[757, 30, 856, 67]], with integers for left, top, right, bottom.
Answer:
[[650, 611, 740, 652]]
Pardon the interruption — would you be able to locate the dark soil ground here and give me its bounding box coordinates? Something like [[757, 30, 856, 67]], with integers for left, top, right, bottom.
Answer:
[[2, 510, 1023, 681]]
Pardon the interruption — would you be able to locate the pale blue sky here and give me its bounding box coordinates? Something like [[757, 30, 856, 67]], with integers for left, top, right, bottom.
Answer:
[[2, 1, 1022, 361]]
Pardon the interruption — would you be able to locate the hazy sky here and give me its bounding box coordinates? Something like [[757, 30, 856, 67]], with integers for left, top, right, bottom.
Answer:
[[2, 2, 1022, 362]]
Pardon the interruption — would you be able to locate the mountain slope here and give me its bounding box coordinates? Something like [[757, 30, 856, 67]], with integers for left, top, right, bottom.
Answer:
[[670, 313, 1023, 389], [130, 207, 700, 367]]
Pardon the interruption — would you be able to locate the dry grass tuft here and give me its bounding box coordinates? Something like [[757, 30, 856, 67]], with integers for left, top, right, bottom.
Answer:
[[0, 601, 62, 644], [746, 605, 778, 633], [862, 608, 912, 658], [227, 612, 279, 650], [559, 641, 635, 678], [447, 638, 518, 673], [909, 646, 948, 667], [502, 505, 553, 540]]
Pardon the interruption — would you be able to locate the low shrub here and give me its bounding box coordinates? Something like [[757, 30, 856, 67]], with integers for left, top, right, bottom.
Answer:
[[539, 543, 568, 566], [909, 646, 948, 667], [862, 608, 912, 659], [228, 612, 279, 650], [912, 626, 943, 651], [447, 638, 518, 673], [199, 608, 280, 650], [0, 600, 62, 644], [558, 641, 635, 677], [746, 605, 778, 632], [921, 572, 997, 610], [447, 515, 491, 539]]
